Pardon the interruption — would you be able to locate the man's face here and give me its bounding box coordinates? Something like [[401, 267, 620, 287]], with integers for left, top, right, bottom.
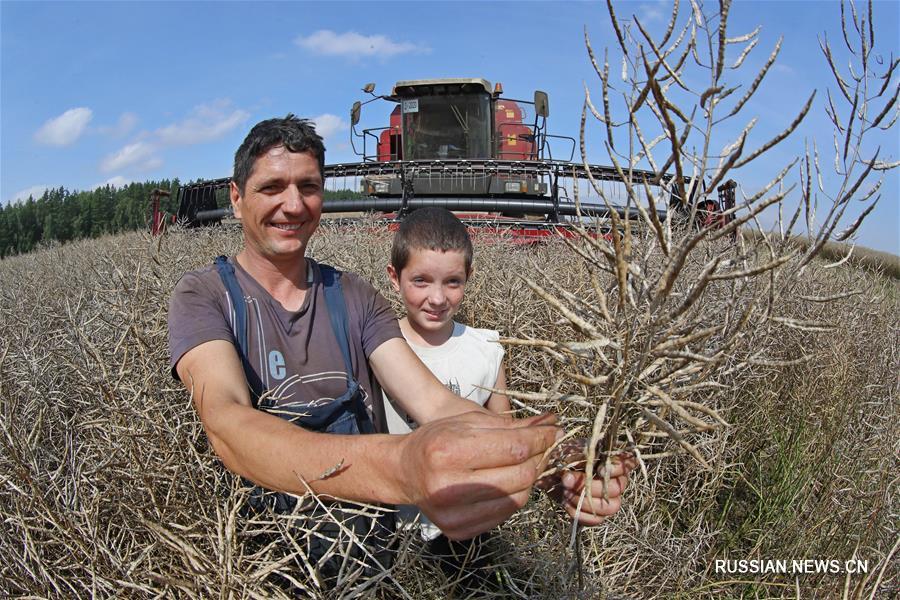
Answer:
[[230, 147, 323, 262]]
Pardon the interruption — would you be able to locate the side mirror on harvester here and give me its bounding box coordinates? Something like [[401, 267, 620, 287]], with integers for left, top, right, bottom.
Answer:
[[351, 101, 361, 126], [534, 90, 549, 118]]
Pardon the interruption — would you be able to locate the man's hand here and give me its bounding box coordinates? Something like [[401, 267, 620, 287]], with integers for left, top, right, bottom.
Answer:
[[557, 455, 637, 526], [398, 411, 559, 541]]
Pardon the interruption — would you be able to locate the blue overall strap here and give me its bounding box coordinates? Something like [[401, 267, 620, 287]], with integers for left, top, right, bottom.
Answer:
[[320, 264, 375, 433], [320, 265, 354, 383], [214, 256, 265, 405]]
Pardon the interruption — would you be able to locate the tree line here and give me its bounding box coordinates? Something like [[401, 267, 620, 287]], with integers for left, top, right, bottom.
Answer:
[[0, 181, 181, 259], [0, 182, 366, 259]]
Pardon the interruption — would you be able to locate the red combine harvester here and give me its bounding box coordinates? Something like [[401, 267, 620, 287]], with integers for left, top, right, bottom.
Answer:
[[168, 78, 734, 239]]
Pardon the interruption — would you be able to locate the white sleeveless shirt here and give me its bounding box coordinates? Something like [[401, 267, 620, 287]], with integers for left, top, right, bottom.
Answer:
[[384, 321, 505, 434], [383, 321, 505, 540]]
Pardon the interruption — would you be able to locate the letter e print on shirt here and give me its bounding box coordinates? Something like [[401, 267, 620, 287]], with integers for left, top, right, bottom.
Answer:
[[268, 350, 286, 380]]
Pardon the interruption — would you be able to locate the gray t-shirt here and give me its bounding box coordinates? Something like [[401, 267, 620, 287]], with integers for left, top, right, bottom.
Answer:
[[168, 257, 401, 429]]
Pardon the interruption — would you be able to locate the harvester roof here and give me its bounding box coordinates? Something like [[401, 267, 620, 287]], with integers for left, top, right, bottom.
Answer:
[[390, 78, 492, 98]]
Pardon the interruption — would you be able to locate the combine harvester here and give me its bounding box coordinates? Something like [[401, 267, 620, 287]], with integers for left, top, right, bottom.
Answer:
[[168, 78, 736, 239]]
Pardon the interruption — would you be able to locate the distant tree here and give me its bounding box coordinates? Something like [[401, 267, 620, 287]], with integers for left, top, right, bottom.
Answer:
[[0, 203, 9, 258], [324, 188, 366, 200], [18, 196, 42, 254]]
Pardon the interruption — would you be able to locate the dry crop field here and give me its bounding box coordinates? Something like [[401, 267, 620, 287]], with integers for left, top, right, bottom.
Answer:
[[0, 222, 896, 599]]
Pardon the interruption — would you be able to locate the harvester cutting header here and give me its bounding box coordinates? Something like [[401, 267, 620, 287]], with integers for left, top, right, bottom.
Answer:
[[171, 78, 735, 234]]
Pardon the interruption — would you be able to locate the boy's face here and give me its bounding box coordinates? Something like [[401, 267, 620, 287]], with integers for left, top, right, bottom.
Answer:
[[388, 248, 469, 336]]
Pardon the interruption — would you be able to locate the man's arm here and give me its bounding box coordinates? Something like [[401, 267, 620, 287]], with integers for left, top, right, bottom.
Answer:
[[178, 339, 407, 504], [180, 338, 561, 540]]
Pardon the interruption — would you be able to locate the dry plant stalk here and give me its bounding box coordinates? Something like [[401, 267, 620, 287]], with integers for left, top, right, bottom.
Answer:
[[523, 0, 896, 499], [0, 210, 895, 598]]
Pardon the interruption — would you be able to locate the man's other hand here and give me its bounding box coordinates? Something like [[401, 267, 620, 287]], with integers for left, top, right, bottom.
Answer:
[[399, 411, 559, 541]]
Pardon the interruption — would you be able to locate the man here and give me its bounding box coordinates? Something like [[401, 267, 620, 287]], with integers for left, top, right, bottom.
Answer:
[[168, 114, 633, 580]]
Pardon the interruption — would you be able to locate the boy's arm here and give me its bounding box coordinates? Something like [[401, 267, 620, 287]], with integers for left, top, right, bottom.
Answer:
[[370, 337, 491, 423], [485, 360, 511, 415]]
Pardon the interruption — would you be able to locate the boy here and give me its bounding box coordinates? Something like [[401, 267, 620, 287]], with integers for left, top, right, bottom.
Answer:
[[384, 207, 510, 593]]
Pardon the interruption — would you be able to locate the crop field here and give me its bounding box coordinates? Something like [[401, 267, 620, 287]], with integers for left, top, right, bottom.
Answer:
[[0, 222, 896, 599]]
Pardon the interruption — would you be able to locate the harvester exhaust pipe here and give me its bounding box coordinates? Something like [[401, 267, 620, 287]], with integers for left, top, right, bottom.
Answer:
[[195, 208, 234, 223]]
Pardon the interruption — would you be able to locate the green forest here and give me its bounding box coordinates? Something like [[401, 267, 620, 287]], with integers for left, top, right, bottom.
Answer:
[[0, 182, 364, 259], [0, 181, 181, 259]]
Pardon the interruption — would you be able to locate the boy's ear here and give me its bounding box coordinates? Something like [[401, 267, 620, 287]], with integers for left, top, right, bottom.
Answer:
[[386, 264, 401, 293]]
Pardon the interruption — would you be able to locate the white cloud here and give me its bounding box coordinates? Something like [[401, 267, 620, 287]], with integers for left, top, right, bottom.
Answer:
[[100, 141, 162, 173], [96, 100, 248, 175], [294, 30, 427, 59], [635, 2, 666, 23], [773, 63, 796, 75], [34, 107, 93, 146], [312, 113, 349, 139], [93, 176, 133, 189], [98, 112, 139, 138], [8, 184, 51, 203], [155, 100, 250, 146]]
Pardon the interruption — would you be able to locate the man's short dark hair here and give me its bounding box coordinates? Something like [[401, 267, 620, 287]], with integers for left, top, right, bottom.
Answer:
[[233, 114, 325, 194], [391, 207, 474, 275]]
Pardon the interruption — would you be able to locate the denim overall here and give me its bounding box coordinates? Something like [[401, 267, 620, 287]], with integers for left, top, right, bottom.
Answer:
[[214, 256, 395, 580]]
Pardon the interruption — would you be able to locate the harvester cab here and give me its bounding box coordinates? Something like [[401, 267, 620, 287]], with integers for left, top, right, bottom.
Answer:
[[349, 78, 564, 202], [353, 78, 551, 160]]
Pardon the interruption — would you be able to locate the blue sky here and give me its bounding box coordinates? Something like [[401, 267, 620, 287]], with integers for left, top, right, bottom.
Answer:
[[2, 1, 897, 253]]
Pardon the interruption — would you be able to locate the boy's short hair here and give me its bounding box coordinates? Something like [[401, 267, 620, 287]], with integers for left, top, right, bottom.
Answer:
[[391, 207, 474, 275]]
